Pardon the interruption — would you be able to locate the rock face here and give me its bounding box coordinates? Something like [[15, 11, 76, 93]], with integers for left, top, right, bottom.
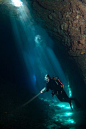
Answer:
[[32, 0, 86, 84]]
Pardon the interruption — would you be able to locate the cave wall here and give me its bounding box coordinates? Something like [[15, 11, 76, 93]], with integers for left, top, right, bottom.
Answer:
[[31, 0, 86, 85]]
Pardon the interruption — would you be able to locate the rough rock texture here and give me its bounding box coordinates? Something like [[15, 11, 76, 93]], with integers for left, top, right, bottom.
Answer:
[[32, 0, 86, 84]]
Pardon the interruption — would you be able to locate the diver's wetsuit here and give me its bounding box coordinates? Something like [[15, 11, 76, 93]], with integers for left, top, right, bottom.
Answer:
[[46, 78, 71, 104]]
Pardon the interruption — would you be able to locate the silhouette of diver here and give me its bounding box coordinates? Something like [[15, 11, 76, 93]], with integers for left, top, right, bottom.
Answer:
[[40, 74, 81, 110]]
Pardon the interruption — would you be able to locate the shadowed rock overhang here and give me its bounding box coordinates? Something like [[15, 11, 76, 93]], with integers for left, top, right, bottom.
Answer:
[[32, 0, 86, 85]]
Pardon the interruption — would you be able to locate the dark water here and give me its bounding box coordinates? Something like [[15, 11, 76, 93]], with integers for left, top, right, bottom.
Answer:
[[0, 3, 35, 128], [0, 1, 86, 129], [0, 15, 30, 86]]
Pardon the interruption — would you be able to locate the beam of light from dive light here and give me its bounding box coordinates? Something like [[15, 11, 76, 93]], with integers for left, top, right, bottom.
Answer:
[[21, 92, 41, 107]]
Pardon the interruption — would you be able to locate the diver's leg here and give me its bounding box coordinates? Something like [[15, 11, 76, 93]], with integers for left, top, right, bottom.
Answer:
[[56, 94, 73, 110], [56, 90, 70, 102], [59, 90, 73, 109], [70, 98, 81, 108], [61, 90, 68, 98], [55, 94, 64, 102], [61, 90, 71, 103]]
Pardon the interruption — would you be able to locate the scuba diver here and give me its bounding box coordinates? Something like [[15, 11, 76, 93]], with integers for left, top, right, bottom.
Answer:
[[40, 74, 81, 110]]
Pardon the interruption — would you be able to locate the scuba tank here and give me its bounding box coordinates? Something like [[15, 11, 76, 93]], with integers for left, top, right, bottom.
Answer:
[[53, 77, 64, 88]]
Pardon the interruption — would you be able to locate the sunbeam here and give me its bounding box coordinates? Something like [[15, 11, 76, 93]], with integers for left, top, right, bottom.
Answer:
[[10, 0, 69, 95], [11, 0, 23, 7]]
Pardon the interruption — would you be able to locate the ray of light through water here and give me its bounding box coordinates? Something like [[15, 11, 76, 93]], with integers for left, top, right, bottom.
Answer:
[[10, 0, 71, 95]]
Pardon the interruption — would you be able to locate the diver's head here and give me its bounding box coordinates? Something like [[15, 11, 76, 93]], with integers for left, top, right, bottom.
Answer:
[[44, 74, 50, 83]]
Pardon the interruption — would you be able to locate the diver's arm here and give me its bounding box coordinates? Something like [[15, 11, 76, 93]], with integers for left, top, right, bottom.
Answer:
[[40, 86, 49, 93], [40, 87, 47, 93]]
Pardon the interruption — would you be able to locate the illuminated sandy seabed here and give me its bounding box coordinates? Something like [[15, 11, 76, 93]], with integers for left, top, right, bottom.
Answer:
[[40, 98, 86, 129]]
